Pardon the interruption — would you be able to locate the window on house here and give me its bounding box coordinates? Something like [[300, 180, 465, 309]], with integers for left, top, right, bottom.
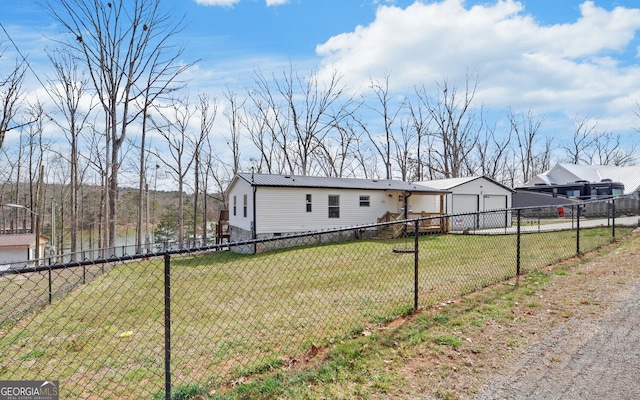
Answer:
[[306, 194, 312, 212], [243, 194, 247, 217], [359, 195, 370, 207], [328, 195, 340, 218], [233, 195, 237, 216]]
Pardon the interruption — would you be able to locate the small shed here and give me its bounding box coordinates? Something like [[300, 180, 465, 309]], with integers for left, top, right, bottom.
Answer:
[[413, 176, 514, 231], [0, 233, 48, 270]]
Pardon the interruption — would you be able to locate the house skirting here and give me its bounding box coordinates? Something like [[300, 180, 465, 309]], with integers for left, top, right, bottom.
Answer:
[[229, 226, 377, 254]]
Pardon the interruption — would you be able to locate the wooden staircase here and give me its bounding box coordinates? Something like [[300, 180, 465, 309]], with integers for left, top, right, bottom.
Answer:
[[215, 209, 230, 244], [377, 211, 448, 239]]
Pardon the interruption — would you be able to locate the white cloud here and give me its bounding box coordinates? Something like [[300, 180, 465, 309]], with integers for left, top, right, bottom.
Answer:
[[194, 0, 289, 7], [194, 0, 241, 7], [266, 0, 289, 6], [316, 0, 640, 127]]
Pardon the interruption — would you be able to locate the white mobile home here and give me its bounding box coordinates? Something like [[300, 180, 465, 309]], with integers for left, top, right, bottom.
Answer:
[[413, 176, 514, 231], [225, 173, 449, 243]]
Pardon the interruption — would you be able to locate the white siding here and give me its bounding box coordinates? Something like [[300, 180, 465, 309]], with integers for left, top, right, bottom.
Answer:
[[227, 178, 254, 233], [255, 187, 402, 234], [0, 247, 31, 265], [407, 195, 441, 213]]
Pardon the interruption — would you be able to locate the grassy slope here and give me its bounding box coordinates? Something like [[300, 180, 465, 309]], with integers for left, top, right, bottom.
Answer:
[[0, 226, 630, 399]]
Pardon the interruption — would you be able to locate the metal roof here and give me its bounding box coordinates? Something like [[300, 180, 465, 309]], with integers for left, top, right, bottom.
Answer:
[[0, 234, 47, 248], [416, 175, 515, 192], [235, 173, 449, 193], [528, 164, 640, 195]]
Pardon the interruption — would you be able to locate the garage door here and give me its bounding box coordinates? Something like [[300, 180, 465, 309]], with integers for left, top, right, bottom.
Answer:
[[483, 195, 509, 229], [451, 194, 478, 230], [484, 195, 507, 210]]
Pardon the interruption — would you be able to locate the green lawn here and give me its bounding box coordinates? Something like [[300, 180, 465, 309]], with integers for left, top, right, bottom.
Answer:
[[0, 226, 627, 399]]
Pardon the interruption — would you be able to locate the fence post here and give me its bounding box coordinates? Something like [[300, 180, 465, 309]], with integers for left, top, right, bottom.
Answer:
[[516, 209, 521, 276], [164, 253, 172, 400], [576, 204, 581, 255], [612, 198, 616, 240], [414, 220, 419, 311], [48, 265, 53, 305]]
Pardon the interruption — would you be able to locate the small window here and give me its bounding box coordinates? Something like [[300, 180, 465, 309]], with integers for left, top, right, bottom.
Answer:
[[306, 194, 312, 212], [233, 195, 237, 216], [243, 194, 247, 217], [359, 195, 370, 207], [566, 190, 580, 198], [328, 195, 340, 218]]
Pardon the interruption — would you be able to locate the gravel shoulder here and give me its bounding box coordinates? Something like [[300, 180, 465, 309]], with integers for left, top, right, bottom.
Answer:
[[395, 229, 640, 400], [475, 229, 640, 400], [475, 268, 640, 399]]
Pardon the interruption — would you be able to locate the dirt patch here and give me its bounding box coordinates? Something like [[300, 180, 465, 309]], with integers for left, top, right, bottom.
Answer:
[[390, 229, 640, 399]]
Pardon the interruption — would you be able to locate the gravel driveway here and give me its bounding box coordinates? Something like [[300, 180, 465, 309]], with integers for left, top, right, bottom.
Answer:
[[475, 235, 640, 400]]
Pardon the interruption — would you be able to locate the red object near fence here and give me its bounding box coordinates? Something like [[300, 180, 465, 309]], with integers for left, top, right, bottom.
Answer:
[[557, 206, 565, 218]]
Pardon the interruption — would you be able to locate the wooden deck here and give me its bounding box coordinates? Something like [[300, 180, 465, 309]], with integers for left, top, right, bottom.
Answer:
[[377, 211, 449, 238]]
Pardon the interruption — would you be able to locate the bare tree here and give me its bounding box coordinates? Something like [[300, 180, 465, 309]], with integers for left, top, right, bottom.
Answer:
[[47, 49, 93, 257], [317, 119, 362, 178], [46, 0, 192, 247], [150, 96, 205, 248], [359, 74, 404, 180], [193, 94, 217, 244], [247, 72, 292, 174], [283, 66, 352, 176], [248, 66, 352, 176], [417, 74, 482, 179], [392, 117, 416, 181], [563, 118, 596, 164], [509, 109, 548, 184], [23, 101, 50, 214], [222, 87, 243, 176], [0, 51, 26, 149], [407, 92, 430, 181], [475, 124, 511, 181], [244, 108, 277, 173], [352, 133, 379, 179], [590, 131, 637, 166], [80, 123, 108, 249]]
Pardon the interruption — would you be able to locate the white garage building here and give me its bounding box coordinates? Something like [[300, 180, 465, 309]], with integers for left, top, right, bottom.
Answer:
[[0, 233, 48, 270], [413, 176, 514, 231]]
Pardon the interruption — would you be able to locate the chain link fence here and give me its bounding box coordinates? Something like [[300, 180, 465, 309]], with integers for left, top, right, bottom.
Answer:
[[1, 196, 638, 398]]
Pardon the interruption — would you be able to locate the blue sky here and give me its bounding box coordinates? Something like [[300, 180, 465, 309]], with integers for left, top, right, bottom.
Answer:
[[4, 1, 639, 106], [2, 0, 640, 170]]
